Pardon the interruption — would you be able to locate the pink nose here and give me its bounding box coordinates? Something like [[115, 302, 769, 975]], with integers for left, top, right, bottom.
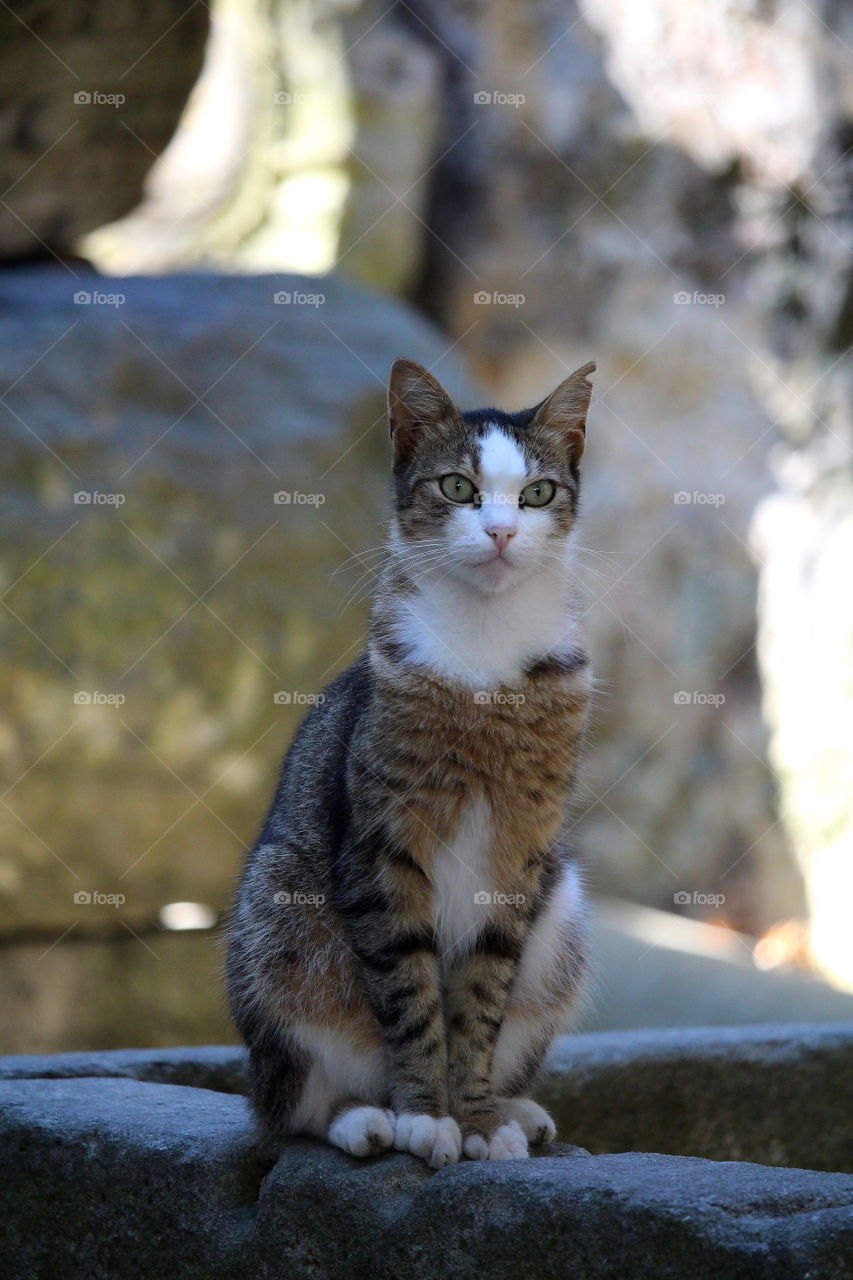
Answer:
[[486, 528, 516, 554]]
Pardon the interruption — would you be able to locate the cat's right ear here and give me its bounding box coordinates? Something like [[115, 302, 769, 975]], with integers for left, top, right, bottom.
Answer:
[[388, 359, 456, 463]]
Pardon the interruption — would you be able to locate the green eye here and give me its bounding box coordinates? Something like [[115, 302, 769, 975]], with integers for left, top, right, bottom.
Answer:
[[439, 473, 477, 503], [520, 479, 556, 507]]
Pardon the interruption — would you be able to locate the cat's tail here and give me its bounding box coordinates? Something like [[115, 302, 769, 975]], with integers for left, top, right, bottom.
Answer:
[[227, 931, 310, 1143], [243, 1022, 311, 1143]]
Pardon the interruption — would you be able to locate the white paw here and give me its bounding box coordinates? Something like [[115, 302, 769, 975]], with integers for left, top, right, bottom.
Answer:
[[393, 1113, 462, 1169], [327, 1105, 395, 1158], [501, 1097, 557, 1146], [463, 1119, 529, 1161]]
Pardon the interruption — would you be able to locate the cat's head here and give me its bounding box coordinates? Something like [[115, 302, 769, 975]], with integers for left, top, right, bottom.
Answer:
[[387, 358, 595, 596]]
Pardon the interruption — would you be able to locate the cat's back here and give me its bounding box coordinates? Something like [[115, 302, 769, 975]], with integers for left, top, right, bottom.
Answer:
[[255, 650, 374, 856]]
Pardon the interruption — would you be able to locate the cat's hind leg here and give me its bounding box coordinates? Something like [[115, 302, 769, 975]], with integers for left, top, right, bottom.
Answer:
[[289, 1023, 396, 1158]]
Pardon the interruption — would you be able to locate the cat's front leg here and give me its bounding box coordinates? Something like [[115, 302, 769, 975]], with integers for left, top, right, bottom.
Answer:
[[338, 861, 461, 1168], [445, 920, 529, 1160]]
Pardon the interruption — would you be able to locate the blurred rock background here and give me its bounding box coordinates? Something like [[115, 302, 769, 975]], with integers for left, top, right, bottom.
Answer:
[[1, 0, 851, 1050]]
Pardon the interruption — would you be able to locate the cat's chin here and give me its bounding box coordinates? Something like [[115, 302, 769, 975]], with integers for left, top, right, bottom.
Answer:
[[449, 555, 523, 596]]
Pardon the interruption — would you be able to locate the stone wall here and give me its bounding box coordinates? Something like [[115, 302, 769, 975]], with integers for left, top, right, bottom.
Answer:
[[1, 1, 207, 259], [0, 267, 473, 1049], [80, 0, 831, 939], [2, 1025, 852, 1278]]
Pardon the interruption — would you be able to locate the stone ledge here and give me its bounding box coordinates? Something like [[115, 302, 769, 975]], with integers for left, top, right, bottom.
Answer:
[[3, 1074, 853, 1280], [540, 1022, 853, 1173], [2, 1022, 850, 1171], [2, 1025, 853, 1278]]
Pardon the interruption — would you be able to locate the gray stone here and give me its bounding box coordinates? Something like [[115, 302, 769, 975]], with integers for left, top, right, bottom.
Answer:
[[73, 0, 853, 950], [583, 901, 853, 1034], [0, 1043, 247, 1093], [4, 1022, 851, 1178], [1, 1064, 852, 1279], [541, 1022, 853, 1175], [0, 265, 472, 1049], [579, 0, 853, 996], [0, 265, 471, 934]]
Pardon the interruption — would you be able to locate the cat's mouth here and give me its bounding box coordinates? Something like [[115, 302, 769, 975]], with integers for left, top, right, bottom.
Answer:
[[474, 551, 516, 570]]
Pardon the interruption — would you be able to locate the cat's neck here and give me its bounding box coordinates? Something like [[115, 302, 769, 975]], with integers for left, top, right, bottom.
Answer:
[[373, 556, 581, 690]]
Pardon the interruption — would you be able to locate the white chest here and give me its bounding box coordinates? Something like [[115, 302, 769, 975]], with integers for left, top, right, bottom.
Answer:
[[432, 795, 494, 963], [389, 572, 579, 689]]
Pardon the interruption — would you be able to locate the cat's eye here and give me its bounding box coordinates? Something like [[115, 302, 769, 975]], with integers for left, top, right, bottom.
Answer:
[[439, 473, 478, 504], [520, 479, 556, 507]]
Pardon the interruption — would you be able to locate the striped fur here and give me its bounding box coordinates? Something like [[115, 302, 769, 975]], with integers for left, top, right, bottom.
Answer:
[[227, 358, 595, 1166]]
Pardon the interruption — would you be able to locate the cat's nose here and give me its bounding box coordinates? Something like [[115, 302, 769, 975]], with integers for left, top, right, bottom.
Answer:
[[485, 527, 516, 554]]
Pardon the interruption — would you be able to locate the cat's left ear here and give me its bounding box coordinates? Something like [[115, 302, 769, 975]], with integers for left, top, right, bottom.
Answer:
[[531, 361, 596, 463], [388, 358, 457, 463]]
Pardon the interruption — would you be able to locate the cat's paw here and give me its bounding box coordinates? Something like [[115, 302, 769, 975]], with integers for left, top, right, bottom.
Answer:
[[393, 1113, 462, 1169], [462, 1119, 529, 1161], [327, 1105, 395, 1158], [501, 1097, 557, 1146]]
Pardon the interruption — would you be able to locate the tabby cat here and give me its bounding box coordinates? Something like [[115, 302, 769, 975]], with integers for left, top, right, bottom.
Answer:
[[227, 357, 595, 1167]]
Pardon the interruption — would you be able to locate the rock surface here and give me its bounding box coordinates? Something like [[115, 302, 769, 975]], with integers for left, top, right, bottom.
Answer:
[[2, 1029, 853, 1279], [3, 1021, 851, 1173], [87, 0, 801, 933], [541, 1022, 853, 1175], [70, 0, 853, 953], [1, 1, 207, 259], [579, 0, 853, 992], [0, 266, 472, 946]]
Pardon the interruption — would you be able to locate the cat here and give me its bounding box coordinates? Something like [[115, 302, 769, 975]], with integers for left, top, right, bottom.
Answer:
[[226, 356, 595, 1168]]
